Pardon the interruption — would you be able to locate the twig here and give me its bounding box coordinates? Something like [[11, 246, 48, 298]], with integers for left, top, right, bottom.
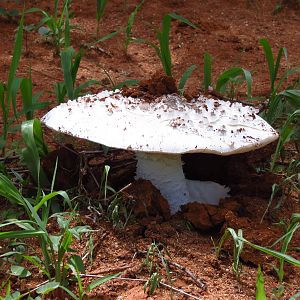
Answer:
[[167, 259, 206, 290], [79, 273, 203, 300], [0, 155, 20, 162], [134, 250, 206, 291], [20, 279, 50, 297]]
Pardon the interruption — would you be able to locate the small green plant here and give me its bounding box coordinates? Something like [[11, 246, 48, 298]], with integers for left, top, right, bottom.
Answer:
[[55, 47, 99, 102], [263, 158, 299, 220], [216, 228, 244, 279], [217, 227, 300, 281], [259, 39, 300, 125], [256, 265, 267, 300], [201, 51, 252, 99], [271, 109, 300, 170], [144, 272, 162, 296], [0, 173, 118, 298], [0, 13, 24, 152], [143, 242, 173, 297], [98, 165, 134, 229], [123, 0, 144, 53], [178, 64, 197, 96], [216, 67, 252, 99], [21, 119, 49, 187], [203, 52, 212, 92], [135, 13, 197, 77], [0, 13, 48, 153], [96, 0, 107, 38], [28, 0, 72, 54], [271, 214, 300, 282]]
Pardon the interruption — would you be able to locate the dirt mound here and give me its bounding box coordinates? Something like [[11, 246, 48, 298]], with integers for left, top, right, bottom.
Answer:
[[122, 72, 178, 101], [123, 179, 171, 220]]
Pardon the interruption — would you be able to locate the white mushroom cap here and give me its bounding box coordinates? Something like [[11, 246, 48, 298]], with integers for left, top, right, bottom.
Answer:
[[42, 91, 278, 155]]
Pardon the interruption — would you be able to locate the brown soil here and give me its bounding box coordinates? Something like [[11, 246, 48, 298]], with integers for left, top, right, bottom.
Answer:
[[1, 0, 300, 299], [122, 73, 178, 101]]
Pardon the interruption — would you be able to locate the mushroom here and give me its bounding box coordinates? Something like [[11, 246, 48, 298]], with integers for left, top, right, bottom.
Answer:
[[42, 90, 279, 213]]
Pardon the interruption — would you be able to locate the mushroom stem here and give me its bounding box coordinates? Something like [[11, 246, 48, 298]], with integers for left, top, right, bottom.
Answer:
[[135, 152, 190, 214], [135, 152, 230, 214]]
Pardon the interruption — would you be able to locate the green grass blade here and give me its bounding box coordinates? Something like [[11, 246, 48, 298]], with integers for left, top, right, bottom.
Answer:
[[93, 31, 119, 45], [259, 38, 275, 90], [96, 0, 107, 22], [61, 47, 75, 99], [7, 12, 24, 99], [203, 52, 212, 92], [21, 119, 49, 187], [71, 48, 83, 84], [271, 109, 300, 170], [88, 273, 120, 291], [34, 191, 72, 212], [281, 89, 300, 108], [10, 77, 22, 118], [274, 67, 300, 94], [0, 173, 27, 207], [125, 0, 144, 50], [0, 230, 45, 239], [159, 15, 172, 76], [216, 67, 243, 93], [274, 48, 284, 85], [36, 282, 60, 295], [59, 286, 78, 299], [242, 237, 300, 267], [20, 76, 33, 120], [64, 0, 70, 49], [241, 68, 252, 98], [168, 12, 197, 29], [54, 82, 66, 103], [96, 0, 107, 37], [74, 80, 99, 98], [256, 266, 267, 300], [178, 64, 197, 96], [113, 79, 139, 90]]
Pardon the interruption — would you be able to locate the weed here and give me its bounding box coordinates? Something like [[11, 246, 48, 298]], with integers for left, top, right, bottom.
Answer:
[[143, 242, 173, 297], [256, 266, 267, 300], [21, 119, 49, 188], [178, 64, 197, 96], [271, 214, 300, 282], [271, 109, 300, 169], [203, 52, 212, 92], [201, 51, 252, 99], [28, 0, 72, 54], [144, 272, 162, 296], [259, 39, 300, 125], [96, 0, 107, 38], [0, 13, 24, 152], [107, 194, 133, 229], [216, 228, 244, 280], [55, 47, 99, 102], [0, 173, 117, 298], [134, 13, 196, 76], [263, 159, 299, 219], [123, 0, 144, 53], [217, 227, 300, 282]]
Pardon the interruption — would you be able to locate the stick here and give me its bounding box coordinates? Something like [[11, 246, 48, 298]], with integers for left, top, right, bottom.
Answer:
[[167, 260, 206, 290], [134, 250, 206, 290], [79, 273, 203, 300]]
